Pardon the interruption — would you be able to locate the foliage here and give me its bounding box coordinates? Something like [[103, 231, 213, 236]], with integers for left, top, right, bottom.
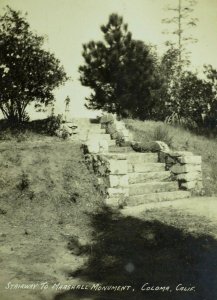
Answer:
[[203, 65, 217, 129], [161, 1, 200, 124], [17, 171, 30, 191], [162, 0, 198, 73], [44, 114, 62, 135], [0, 6, 68, 123], [160, 45, 217, 129], [152, 125, 174, 147], [79, 13, 163, 120], [124, 118, 217, 195]]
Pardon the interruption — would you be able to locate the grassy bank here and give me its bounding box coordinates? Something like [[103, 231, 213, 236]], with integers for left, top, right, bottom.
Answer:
[[0, 135, 104, 300], [124, 119, 217, 196]]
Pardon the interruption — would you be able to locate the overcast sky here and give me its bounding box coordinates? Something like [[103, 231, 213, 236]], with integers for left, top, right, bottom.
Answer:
[[0, 0, 217, 119]]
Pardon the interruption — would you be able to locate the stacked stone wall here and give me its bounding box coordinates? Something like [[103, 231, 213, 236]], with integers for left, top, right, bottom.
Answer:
[[159, 151, 203, 194]]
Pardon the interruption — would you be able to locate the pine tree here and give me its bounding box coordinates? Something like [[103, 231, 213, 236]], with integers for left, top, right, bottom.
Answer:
[[79, 14, 162, 120], [161, 0, 198, 121], [162, 0, 198, 74]]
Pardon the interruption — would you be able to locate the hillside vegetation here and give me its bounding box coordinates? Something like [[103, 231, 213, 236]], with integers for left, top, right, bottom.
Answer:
[[124, 119, 217, 196], [0, 135, 103, 300]]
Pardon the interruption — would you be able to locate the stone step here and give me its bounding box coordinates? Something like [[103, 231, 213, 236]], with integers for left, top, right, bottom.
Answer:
[[109, 146, 134, 153], [127, 153, 158, 163], [127, 191, 191, 206], [87, 128, 106, 134], [78, 128, 105, 136], [87, 133, 112, 140], [108, 139, 116, 146], [128, 163, 165, 173], [129, 171, 171, 184], [102, 152, 158, 163], [129, 181, 178, 196], [71, 118, 99, 127]]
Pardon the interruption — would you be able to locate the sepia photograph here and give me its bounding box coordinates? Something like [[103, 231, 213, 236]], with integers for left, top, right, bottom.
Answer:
[[0, 0, 217, 299]]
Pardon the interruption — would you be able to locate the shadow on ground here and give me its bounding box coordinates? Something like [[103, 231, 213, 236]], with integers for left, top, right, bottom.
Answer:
[[54, 208, 217, 300]]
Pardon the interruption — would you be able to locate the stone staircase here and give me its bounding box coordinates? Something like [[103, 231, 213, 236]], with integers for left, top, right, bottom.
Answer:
[[72, 117, 198, 209], [105, 151, 190, 207], [71, 118, 116, 147]]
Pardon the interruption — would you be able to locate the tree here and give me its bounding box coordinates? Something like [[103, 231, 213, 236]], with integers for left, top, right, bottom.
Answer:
[[161, 58, 217, 128], [0, 6, 68, 123], [79, 13, 163, 120], [161, 0, 198, 120], [162, 0, 198, 74]]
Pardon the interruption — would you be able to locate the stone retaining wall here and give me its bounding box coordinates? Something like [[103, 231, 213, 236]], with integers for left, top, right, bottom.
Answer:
[[159, 151, 203, 194], [100, 114, 132, 144], [84, 151, 129, 208]]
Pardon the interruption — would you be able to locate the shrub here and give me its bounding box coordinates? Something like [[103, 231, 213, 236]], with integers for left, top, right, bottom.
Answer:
[[17, 172, 30, 191], [152, 125, 174, 147], [44, 115, 62, 135]]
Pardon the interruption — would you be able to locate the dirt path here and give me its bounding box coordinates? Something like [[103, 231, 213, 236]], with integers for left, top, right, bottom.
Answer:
[[122, 196, 217, 226]]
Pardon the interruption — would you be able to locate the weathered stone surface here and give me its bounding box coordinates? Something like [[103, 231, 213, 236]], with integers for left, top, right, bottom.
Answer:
[[121, 129, 129, 136], [171, 164, 202, 174], [158, 151, 167, 163], [168, 151, 193, 157], [105, 196, 127, 208], [128, 162, 165, 173], [178, 155, 202, 164], [100, 114, 114, 124], [177, 172, 202, 182], [109, 175, 128, 187], [107, 187, 129, 197], [181, 181, 197, 190], [154, 141, 170, 152], [181, 180, 203, 190], [86, 139, 100, 153], [103, 153, 127, 160], [108, 159, 128, 174], [129, 181, 178, 196], [127, 191, 191, 206], [106, 123, 117, 135], [114, 121, 125, 130], [129, 171, 171, 184], [131, 141, 170, 153], [99, 140, 108, 153], [105, 198, 120, 208]]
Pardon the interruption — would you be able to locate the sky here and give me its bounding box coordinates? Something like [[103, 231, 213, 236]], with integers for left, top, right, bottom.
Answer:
[[0, 0, 217, 119]]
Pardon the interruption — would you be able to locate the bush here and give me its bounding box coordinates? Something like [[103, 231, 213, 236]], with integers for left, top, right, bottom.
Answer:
[[152, 125, 174, 147], [44, 115, 62, 135], [17, 172, 30, 191]]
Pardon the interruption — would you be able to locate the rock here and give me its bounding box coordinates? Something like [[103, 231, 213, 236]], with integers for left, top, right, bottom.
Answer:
[[109, 174, 129, 187], [152, 141, 170, 152], [171, 164, 202, 174], [100, 114, 114, 124], [108, 159, 128, 175], [107, 187, 129, 197], [177, 155, 202, 164], [99, 140, 108, 153], [168, 151, 193, 157], [131, 141, 170, 153], [177, 172, 202, 182]]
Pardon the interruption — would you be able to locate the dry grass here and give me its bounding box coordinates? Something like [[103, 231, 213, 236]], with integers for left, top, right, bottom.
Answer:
[[124, 119, 217, 196], [0, 136, 104, 300]]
